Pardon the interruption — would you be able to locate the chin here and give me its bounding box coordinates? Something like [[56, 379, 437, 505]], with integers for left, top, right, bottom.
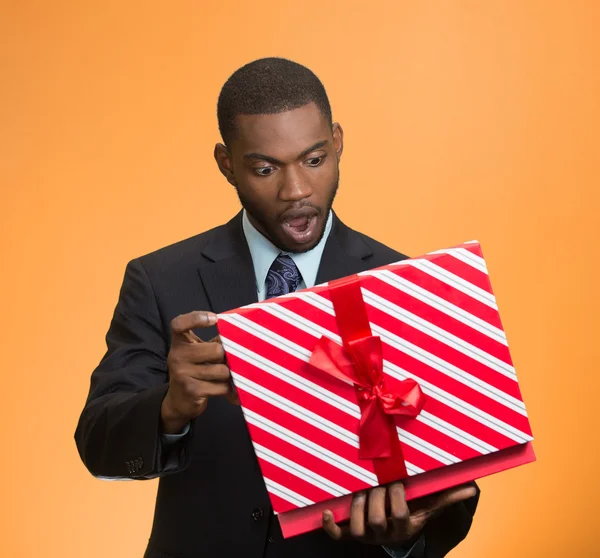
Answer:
[[281, 239, 320, 254]]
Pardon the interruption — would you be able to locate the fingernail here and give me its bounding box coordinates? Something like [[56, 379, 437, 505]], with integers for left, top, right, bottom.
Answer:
[[322, 511, 332, 521], [204, 312, 217, 325]]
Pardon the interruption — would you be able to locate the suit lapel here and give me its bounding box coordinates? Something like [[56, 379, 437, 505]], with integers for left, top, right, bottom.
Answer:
[[197, 212, 258, 315], [315, 212, 374, 284]]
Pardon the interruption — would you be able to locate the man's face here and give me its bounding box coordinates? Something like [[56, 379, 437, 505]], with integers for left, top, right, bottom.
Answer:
[[215, 102, 343, 253]]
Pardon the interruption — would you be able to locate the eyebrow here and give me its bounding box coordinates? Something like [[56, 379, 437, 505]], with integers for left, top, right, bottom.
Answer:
[[243, 140, 329, 165]]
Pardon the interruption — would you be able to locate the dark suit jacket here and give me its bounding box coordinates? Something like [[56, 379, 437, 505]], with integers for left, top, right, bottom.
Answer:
[[74, 212, 479, 558]]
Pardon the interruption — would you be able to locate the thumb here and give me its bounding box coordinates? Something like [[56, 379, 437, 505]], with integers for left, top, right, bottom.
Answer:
[[171, 311, 218, 344], [411, 483, 477, 517]]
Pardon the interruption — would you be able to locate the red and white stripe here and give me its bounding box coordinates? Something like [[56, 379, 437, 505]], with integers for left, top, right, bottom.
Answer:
[[217, 241, 534, 514]]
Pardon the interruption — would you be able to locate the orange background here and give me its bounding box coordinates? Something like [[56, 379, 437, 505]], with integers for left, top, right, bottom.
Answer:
[[1, 1, 599, 556]]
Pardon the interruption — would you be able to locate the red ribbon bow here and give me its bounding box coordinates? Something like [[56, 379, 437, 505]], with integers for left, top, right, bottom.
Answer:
[[308, 275, 426, 483]]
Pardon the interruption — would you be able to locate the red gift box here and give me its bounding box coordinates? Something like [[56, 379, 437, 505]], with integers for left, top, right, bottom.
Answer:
[[216, 241, 535, 538]]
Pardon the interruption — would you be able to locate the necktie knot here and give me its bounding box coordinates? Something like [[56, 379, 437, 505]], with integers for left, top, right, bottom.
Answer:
[[266, 254, 302, 298]]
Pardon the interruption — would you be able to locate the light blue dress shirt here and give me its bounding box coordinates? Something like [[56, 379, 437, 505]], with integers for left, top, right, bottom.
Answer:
[[162, 210, 422, 557], [242, 208, 333, 301]]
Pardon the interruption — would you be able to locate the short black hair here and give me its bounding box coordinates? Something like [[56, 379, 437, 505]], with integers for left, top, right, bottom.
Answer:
[[217, 57, 332, 146]]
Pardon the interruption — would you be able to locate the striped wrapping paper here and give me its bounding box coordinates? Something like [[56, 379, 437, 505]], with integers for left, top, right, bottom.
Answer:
[[217, 240, 534, 535]]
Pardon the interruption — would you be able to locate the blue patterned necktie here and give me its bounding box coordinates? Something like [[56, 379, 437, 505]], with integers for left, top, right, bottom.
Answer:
[[266, 254, 302, 299]]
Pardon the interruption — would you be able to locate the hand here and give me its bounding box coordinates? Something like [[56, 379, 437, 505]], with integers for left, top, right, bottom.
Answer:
[[322, 481, 477, 549], [160, 311, 239, 434]]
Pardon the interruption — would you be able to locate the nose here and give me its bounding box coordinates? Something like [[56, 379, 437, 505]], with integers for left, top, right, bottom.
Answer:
[[278, 166, 313, 202]]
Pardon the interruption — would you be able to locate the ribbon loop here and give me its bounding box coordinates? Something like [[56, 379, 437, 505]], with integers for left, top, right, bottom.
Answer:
[[310, 335, 426, 460]]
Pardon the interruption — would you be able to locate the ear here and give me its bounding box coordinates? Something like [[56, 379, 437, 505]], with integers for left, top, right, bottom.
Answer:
[[214, 143, 237, 187], [332, 123, 344, 161]]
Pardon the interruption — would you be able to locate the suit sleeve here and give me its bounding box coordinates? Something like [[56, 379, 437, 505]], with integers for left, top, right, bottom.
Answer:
[[421, 486, 480, 557], [74, 258, 191, 479]]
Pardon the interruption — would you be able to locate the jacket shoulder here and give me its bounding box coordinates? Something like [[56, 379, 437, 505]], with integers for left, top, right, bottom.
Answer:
[[133, 224, 225, 274], [349, 228, 410, 266]]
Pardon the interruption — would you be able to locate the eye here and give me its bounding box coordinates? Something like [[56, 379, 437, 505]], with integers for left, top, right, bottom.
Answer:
[[306, 156, 325, 167], [254, 166, 275, 177]]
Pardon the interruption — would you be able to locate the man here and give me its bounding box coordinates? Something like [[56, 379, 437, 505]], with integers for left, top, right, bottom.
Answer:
[[75, 57, 479, 558]]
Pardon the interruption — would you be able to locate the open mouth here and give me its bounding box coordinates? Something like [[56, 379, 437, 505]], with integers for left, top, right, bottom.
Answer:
[[281, 214, 318, 244]]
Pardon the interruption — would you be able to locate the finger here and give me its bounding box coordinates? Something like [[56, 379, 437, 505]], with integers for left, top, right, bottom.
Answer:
[[184, 364, 230, 382], [349, 491, 368, 538], [411, 483, 477, 516], [186, 379, 233, 397], [196, 342, 225, 364], [181, 330, 202, 344], [225, 386, 241, 406], [322, 510, 346, 541], [367, 486, 388, 537], [171, 311, 218, 337], [178, 342, 226, 365], [225, 378, 240, 405], [388, 483, 410, 537]]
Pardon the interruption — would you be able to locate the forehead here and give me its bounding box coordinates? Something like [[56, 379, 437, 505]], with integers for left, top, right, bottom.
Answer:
[[232, 103, 330, 159]]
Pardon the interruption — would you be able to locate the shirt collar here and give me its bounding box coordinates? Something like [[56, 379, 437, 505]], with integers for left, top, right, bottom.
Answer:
[[242, 208, 333, 292]]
